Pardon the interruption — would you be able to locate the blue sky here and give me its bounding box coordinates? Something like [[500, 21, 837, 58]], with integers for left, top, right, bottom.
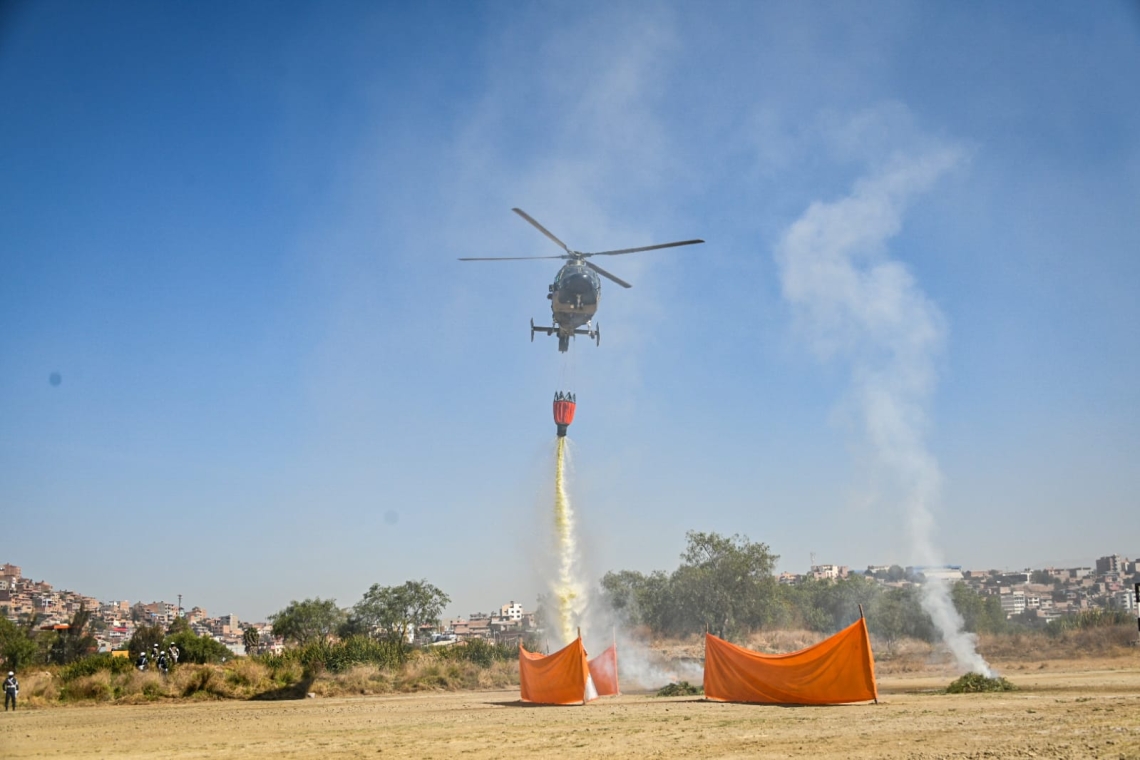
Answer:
[[2, 2, 1137, 621]]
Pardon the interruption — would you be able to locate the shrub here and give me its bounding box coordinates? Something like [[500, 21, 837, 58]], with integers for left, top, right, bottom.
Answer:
[[59, 653, 134, 681], [430, 639, 517, 667], [1046, 610, 1134, 636], [180, 666, 232, 699], [60, 672, 113, 702], [946, 673, 1016, 693], [656, 681, 703, 697], [167, 631, 232, 664]]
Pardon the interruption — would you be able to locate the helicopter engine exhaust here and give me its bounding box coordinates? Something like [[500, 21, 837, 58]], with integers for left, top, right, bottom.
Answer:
[[553, 391, 576, 437]]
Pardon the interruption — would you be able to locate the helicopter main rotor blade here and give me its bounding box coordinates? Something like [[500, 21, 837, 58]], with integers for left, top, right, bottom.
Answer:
[[585, 260, 632, 289], [584, 239, 705, 257], [458, 255, 570, 261], [512, 208, 572, 253]]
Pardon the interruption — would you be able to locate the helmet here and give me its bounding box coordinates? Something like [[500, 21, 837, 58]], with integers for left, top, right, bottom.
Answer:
[[7, 671, 12, 676]]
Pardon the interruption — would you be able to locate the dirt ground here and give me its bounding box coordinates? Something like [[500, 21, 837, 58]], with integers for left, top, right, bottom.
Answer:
[[3, 657, 1139, 759]]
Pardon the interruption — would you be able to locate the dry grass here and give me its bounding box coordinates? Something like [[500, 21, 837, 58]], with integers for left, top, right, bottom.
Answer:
[[21, 655, 522, 707], [743, 628, 827, 653], [6, 668, 1140, 760]]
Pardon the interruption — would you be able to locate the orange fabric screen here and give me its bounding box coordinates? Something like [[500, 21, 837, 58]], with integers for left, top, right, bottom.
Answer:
[[703, 618, 877, 705], [588, 644, 619, 696], [519, 638, 592, 705]]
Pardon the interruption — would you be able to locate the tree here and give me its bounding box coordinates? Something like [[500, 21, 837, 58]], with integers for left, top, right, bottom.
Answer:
[[128, 624, 166, 660], [242, 627, 260, 656], [0, 616, 40, 671], [670, 531, 780, 638], [167, 630, 232, 664], [49, 605, 98, 665], [777, 580, 832, 632], [869, 586, 933, 649], [167, 616, 191, 635], [950, 582, 1006, 635], [269, 598, 345, 647], [352, 580, 450, 647]]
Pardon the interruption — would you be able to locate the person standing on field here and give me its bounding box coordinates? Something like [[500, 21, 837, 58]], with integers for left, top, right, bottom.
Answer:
[[4, 672, 17, 711]]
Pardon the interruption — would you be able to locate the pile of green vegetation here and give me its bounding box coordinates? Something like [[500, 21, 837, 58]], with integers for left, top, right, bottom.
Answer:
[[946, 672, 1016, 693], [656, 681, 703, 697]]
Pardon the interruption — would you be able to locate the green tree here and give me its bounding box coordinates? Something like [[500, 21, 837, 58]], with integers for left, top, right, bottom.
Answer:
[[269, 598, 345, 647], [776, 580, 832, 632], [950, 583, 1006, 635], [128, 624, 166, 660], [352, 580, 450, 647], [167, 630, 231, 663], [670, 531, 780, 638], [0, 616, 40, 671], [869, 586, 934, 647], [167, 616, 191, 635], [242, 626, 260, 656], [49, 605, 98, 665]]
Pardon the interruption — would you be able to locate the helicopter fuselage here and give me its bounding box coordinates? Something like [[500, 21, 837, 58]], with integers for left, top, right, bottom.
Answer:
[[461, 207, 702, 353], [548, 260, 601, 332]]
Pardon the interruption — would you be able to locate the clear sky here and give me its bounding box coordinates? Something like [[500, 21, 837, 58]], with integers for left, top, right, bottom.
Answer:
[[2, 2, 1138, 622]]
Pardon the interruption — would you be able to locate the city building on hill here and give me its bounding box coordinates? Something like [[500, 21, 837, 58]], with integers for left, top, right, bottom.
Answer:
[[810, 564, 848, 580], [909, 566, 964, 583], [1096, 555, 1124, 575]]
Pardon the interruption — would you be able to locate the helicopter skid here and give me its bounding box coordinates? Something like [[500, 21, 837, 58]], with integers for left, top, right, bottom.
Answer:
[[530, 318, 600, 350]]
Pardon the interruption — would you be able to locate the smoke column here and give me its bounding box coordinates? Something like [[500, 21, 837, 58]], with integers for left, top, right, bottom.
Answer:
[[552, 436, 586, 646], [776, 149, 992, 676]]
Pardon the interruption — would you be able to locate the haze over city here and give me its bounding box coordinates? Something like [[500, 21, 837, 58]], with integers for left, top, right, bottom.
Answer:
[[1, 2, 1138, 622]]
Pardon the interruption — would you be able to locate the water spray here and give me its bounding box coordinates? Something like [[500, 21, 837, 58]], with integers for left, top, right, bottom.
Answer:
[[551, 391, 585, 646]]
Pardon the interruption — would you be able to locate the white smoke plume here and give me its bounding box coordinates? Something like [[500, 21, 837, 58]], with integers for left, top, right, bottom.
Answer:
[[776, 147, 992, 676]]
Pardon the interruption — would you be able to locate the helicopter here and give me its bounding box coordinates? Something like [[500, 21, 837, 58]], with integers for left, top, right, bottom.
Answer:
[[460, 208, 704, 352]]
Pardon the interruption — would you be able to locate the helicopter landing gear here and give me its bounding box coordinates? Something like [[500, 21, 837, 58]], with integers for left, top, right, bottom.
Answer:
[[531, 318, 556, 343], [569, 322, 600, 347], [531, 319, 598, 352]]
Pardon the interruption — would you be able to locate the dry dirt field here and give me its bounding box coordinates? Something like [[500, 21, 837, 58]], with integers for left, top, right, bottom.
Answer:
[[3, 657, 1139, 759]]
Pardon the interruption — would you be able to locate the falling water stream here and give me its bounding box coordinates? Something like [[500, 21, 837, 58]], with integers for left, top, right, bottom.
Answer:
[[552, 436, 584, 645]]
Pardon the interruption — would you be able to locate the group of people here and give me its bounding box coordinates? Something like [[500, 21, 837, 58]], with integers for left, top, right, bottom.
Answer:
[[136, 643, 180, 674], [3, 640, 185, 711]]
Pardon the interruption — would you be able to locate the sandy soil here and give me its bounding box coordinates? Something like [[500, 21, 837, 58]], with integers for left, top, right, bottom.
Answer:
[[3, 658, 1139, 759]]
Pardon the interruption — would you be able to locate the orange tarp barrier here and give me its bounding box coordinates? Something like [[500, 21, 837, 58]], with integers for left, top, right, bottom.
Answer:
[[519, 638, 596, 705], [704, 618, 877, 705], [588, 644, 619, 696]]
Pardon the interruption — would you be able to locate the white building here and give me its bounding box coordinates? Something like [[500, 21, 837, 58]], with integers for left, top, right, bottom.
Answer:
[[1110, 590, 1136, 611], [999, 592, 1026, 617], [810, 565, 848, 580], [500, 601, 523, 622]]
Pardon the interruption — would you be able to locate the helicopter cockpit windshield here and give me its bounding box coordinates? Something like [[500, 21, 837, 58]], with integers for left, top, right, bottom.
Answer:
[[556, 262, 599, 288]]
